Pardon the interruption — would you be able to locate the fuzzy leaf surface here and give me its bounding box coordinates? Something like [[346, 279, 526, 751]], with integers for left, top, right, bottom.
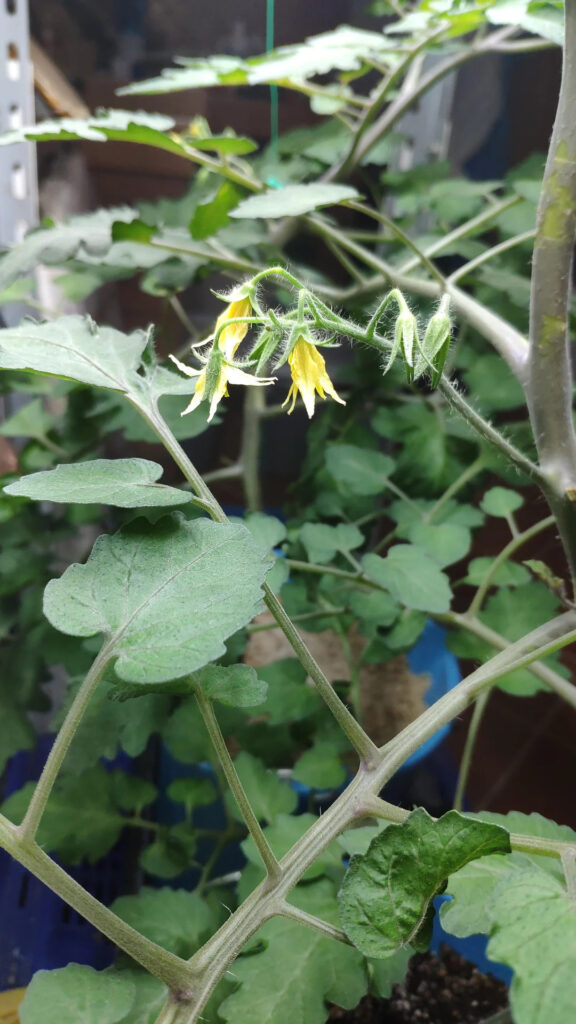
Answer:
[[4, 459, 191, 508], [300, 522, 364, 564], [230, 184, 359, 218], [19, 964, 135, 1024], [43, 515, 270, 684], [0, 315, 147, 391], [362, 547, 451, 613], [338, 809, 509, 957], [219, 879, 367, 1024], [111, 887, 213, 957], [488, 870, 576, 1024], [192, 663, 268, 707], [441, 811, 576, 938], [326, 444, 394, 496]]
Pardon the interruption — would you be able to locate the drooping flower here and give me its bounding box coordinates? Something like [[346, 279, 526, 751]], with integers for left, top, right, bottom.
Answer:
[[170, 294, 273, 422], [282, 336, 345, 418]]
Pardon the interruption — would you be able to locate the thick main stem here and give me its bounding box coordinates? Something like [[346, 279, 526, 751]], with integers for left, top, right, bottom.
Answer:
[[528, 0, 576, 579], [158, 614, 576, 1024]]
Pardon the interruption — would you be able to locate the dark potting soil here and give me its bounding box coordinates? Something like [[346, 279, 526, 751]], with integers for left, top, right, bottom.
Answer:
[[329, 948, 509, 1024]]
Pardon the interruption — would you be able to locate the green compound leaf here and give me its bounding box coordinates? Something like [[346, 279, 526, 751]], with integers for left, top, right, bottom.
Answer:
[[192, 663, 268, 707], [480, 486, 524, 517], [111, 887, 213, 957], [43, 515, 271, 684], [0, 207, 136, 291], [256, 659, 320, 724], [117, 972, 168, 1024], [167, 777, 217, 810], [2, 765, 130, 863], [226, 752, 297, 823], [242, 813, 343, 883], [488, 870, 576, 1024], [292, 740, 347, 790], [463, 557, 530, 587], [0, 315, 147, 391], [230, 184, 360, 219], [441, 811, 576, 938], [19, 964, 136, 1024], [219, 879, 368, 1024], [406, 521, 471, 568], [326, 444, 394, 496], [300, 522, 364, 564], [362, 546, 452, 613], [4, 459, 192, 509], [338, 809, 510, 958]]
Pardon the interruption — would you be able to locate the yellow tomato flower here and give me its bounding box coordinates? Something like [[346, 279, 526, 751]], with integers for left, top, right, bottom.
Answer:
[[170, 295, 272, 422], [283, 337, 345, 418], [214, 296, 253, 360]]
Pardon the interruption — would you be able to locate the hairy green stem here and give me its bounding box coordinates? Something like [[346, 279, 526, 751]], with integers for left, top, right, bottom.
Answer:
[[0, 816, 190, 990], [448, 228, 536, 285], [437, 378, 543, 484], [326, 27, 447, 181], [468, 514, 556, 616], [425, 455, 486, 522], [398, 195, 522, 275], [453, 690, 490, 812], [276, 901, 352, 945], [444, 611, 576, 711], [159, 615, 576, 1023], [19, 645, 113, 841], [262, 587, 379, 764], [194, 690, 281, 881], [308, 217, 530, 378]]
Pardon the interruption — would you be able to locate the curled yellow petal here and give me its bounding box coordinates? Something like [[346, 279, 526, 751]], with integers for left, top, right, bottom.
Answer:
[[215, 296, 253, 358]]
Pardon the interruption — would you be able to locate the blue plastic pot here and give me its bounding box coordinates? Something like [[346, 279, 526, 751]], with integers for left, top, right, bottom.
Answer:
[[404, 620, 461, 768]]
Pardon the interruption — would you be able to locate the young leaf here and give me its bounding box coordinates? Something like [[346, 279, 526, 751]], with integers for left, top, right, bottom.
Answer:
[[219, 879, 367, 1024], [2, 765, 126, 862], [19, 965, 135, 1024], [111, 887, 213, 957], [242, 813, 343, 882], [362, 546, 452, 614], [480, 487, 524, 517], [463, 557, 530, 587], [190, 181, 239, 239], [0, 316, 148, 392], [192, 663, 268, 707], [300, 522, 364, 564], [292, 740, 347, 790], [4, 459, 192, 508], [406, 521, 471, 568], [488, 870, 576, 1024], [43, 516, 271, 684], [326, 444, 394, 496], [229, 184, 360, 219], [167, 777, 217, 810], [226, 752, 297, 823], [256, 659, 320, 724], [338, 808, 510, 958], [117, 972, 167, 1024]]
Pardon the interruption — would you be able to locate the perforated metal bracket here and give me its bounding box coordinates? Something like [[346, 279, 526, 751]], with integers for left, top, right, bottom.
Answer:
[[0, 0, 37, 325], [0, 0, 37, 247]]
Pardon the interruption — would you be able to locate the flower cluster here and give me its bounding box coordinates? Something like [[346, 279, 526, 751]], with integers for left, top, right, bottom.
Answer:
[[171, 290, 345, 421]]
